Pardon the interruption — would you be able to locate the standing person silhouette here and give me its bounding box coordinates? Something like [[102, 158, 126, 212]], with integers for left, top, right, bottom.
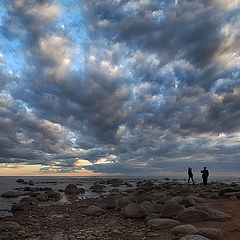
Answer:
[[188, 167, 195, 184], [201, 167, 209, 186]]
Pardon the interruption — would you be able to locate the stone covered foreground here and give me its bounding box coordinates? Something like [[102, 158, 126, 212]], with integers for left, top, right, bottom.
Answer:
[[1, 179, 240, 240]]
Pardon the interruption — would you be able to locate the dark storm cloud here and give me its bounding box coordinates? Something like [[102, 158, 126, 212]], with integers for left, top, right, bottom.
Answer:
[[0, 0, 240, 174], [5, 0, 131, 145], [122, 8, 220, 67], [85, 0, 240, 88], [0, 94, 74, 164]]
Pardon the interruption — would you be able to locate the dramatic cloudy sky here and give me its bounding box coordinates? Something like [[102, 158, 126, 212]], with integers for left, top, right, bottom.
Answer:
[[0, 0, 240, 176]]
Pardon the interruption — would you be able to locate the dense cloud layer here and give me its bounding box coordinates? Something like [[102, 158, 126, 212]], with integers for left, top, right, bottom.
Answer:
[[0, 0, 240, 175]]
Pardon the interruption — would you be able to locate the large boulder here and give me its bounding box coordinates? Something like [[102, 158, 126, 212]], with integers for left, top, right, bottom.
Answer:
[[82, 205, 106, 216], [1, 191, 19, 198], [171, 224, 197, 235], [140, 201, 154, 213], [152, 203, 164, 214], [77, 187, 85, 193], [122, 203, 148, 218], [65, 184, 85, 195], [0, 221, 21, 232], [24, 187, 33, 192], [218, 187, 240, 196], [47, 190, 61, 201], [16, 179, 25, 183], [203, 208, 231, 222], [147, 218, 180, 230], [162, 200, 185, 218], [179, 196, 196, 207], [173, 185, 195, 196], [20, 197, 38, 206], [96, 196, 118, 209], [107, 178, 124, 187], [136, 180, 154, 189], [201, 192, 219, 199], [134, 191, 153, 203], [11, 202, 30, 212], [117, 196, 136, 209], [190, 196, 207, 204], [175, 195, 202, 206], [30, 192, 38, 198], [151, 192, 170, 203], [145, 213, 161, 222], [195, 228, 223, 240], [37, 193, 48, 201], [124, 182, 133, 187], [229, 195, 238, 201], [28, 180, 34, 185], [109, 188, 121, 196], [90, 183, 106, 192], [176, 209, 210, 222], [223, 191, 240, 199], [180, 235, 210, 240], [230, 182, 238, 187]]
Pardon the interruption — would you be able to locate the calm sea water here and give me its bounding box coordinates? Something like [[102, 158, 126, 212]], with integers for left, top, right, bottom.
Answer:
[[0, 176, 139, 218], [0, 175, 239, 218]]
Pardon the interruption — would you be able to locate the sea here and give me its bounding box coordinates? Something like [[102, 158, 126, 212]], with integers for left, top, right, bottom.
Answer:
[[0, 176, 140, 218], [0, 175, 239, 218]]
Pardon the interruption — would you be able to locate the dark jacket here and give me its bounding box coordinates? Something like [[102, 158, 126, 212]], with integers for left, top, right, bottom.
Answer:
[[201, 169, 209, 178], [188, 169, 193, 177]]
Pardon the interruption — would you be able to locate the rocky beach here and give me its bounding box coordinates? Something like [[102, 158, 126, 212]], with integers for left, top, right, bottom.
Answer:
[[0, 178, 240, 240]]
